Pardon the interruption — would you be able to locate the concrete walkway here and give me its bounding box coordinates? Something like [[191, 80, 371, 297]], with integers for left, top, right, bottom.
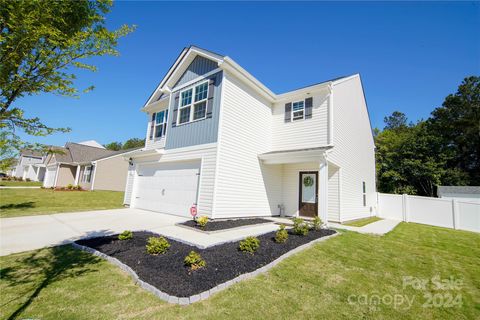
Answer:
[[0, 186, 41, 189], [329, 219, 401, 235], [0, 209, 279, 256]]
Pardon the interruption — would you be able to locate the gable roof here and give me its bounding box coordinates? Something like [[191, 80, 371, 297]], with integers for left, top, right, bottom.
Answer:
[[20, 149, 44, 158], [46, 143, 117, 165]]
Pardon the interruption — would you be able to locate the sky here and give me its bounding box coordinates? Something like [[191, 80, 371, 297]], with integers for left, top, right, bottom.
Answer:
[[17, 1, 480, 147]]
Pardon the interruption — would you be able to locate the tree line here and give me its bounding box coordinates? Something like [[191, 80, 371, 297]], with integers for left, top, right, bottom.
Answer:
[[375, 76, 479, 196]]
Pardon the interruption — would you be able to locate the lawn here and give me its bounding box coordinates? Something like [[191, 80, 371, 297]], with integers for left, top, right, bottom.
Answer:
[[0, 223, 478, 319], [0, 180, 43, 187], [344, 216, 383, 227], [0, 188, 124, 218]]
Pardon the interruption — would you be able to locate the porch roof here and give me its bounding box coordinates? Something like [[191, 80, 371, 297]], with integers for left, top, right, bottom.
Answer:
[[258, 146, 333, 164]]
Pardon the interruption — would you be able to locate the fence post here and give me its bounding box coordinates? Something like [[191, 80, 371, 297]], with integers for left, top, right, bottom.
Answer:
[[452, 199, 458, 229], [376, 192, 380, 218], [402, 194, 409, 222]]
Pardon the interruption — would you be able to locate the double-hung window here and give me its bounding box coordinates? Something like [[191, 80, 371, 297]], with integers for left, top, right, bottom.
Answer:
[[292, 100, 305, 121], [178, 81, 209, 125], [82, 166, 92, 183], [362, 181, 366, 207], [154, 110, 168, 138]]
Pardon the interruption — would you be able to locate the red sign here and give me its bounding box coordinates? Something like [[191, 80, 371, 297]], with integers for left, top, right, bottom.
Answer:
[[190, 204, 197, 218]]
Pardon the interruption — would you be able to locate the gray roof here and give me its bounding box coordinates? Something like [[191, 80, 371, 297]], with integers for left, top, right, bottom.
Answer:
[[20, 149, 44, 158], [48, 143, 117, 165], [92, 147, 142, 161], [437, 186, 480, 196]]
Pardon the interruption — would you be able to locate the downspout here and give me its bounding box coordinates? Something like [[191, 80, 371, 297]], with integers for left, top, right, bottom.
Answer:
[[328, 84, 334, 146]]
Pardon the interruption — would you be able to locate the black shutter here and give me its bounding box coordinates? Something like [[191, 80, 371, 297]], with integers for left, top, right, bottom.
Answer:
[[171, 92, 180, 127], [284, 103, 292, 122], [305, 97, 313, 119], [149, 113, 155, 139], [206, 77, 215, 118]]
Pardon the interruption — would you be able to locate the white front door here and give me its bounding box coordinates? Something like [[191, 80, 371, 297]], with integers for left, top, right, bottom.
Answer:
[[133, 161, 200, 217], [44, 167, 56, 187]]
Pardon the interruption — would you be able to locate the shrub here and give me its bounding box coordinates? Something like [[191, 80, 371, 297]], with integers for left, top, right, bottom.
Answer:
[[25, 178, 31, 182], [184, 251, 206, 271], [146, 236, 170, 255], [118, 230, 133, 240], [275, 224, 289, 243], [66, 184, 74, 190], [293, 218, 309, 236], [75, 185, 82, 190], [196, 216, 209, 228], [311, 216, 322, 230], [239, 236, 260, 254]]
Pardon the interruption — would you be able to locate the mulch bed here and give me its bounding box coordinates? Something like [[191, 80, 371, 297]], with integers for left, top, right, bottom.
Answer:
[[75, 228, 336, 297], [180, 218, 272, 232]]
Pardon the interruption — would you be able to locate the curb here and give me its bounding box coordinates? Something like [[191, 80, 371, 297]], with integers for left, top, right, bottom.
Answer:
[[71, 231, 339, 305]]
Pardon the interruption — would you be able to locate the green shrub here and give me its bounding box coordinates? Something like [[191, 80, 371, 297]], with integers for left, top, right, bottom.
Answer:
[[66, 184, 74, 190], [146, 236, 170, 255], [25, 178, 31, 182], [275, 224, 289, 243], [196, 216, 209, 228], [118, 230, 133, 240], [184, 251, 206, 271], [293, 218, 309, 236], [75, 185, 82, 190], [311, 216, 322, 230], [239, 236, 260, 254]]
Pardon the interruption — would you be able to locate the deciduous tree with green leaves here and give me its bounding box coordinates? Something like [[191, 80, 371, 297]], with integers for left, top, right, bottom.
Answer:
[[0, 0, 134, 167]]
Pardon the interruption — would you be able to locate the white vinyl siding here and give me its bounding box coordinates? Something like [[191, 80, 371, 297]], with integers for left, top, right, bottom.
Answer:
[[281, 162, 318, 217], [272, 90, 329, 151], [145, 109, 168, 150], [328, 165, 340, 222], [327, 76, 376, 222], [213, 72, 281, 218]]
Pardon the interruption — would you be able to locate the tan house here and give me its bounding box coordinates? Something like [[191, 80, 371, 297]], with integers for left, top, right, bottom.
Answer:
[[43, 141, 138, 192]]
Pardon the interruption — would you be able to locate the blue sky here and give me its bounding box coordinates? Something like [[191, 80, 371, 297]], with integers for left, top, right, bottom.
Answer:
[[17, 1, 480, 146]]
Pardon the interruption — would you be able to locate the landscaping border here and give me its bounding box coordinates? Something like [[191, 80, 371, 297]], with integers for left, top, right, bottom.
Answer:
[[175, 220, 276, 234], [71, 231, 339, 305]]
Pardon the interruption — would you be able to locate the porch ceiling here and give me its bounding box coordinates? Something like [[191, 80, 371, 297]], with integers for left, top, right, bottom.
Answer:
[[258, 146, 332, 164]]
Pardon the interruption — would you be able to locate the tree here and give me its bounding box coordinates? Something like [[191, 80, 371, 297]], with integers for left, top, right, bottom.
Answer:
[[122, 138, 144, 149], [0, 0, 133, 165], [427, 76, 480, 185], [104, 142, 122, 151], [383, 111, 408, 131]]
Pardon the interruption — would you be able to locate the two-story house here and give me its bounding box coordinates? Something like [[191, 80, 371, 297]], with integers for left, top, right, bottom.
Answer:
[[124, 46, 376, 223]]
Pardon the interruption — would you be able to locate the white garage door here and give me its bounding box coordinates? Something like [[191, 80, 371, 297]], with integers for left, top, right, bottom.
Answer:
[[44, 167, 56, 187], [133, 161, 200, 217]]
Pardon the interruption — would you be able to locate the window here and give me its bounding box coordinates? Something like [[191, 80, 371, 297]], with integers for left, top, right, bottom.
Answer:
[[177, 81, 209, 125], [82, 166, 92, 183], [292, 101, 304, 121], [362, 181, 366, 206], [154, 110, 168, 138]]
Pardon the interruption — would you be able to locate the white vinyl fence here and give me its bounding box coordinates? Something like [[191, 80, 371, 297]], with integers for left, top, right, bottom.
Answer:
[[377, 193, 480, 233]]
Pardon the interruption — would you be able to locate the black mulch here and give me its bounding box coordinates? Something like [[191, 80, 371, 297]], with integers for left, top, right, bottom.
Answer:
[[75, 229, 336, 297], [180, 218, 272, 232]]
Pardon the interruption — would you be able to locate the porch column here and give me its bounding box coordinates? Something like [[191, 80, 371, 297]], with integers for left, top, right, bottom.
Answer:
[[74, 165, 81, 185], [319, 159, 329, 225]]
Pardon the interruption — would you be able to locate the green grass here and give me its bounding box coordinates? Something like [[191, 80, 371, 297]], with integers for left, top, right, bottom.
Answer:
[[0, 180, 43, 187], [0, 188, 124, 218], [344, 216, 383, 227], [1, 223, 478, 319]]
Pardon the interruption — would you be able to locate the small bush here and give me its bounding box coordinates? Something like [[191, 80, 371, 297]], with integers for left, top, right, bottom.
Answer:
[[25, 178, 31, 182], [66, 184, 74, 190], [196, 216, 209, 228], [184, 251, 206, 271], [239, 236, 260, 254], [75, 185, 82, 190], [118, 230, 133, 240], [293, 218, 309, 236], [275, 224, 289, 243], [311, 216, 322, 230], [146, 236, 170, 255]]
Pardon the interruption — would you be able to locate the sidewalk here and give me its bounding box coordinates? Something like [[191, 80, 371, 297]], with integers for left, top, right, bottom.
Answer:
[[329, 219, 401, 235]]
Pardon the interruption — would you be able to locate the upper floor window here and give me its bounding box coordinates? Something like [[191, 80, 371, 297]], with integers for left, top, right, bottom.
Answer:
[[178, 81, 209, 125], [292, 101, 305, 121], [154, 110, 168, 138]]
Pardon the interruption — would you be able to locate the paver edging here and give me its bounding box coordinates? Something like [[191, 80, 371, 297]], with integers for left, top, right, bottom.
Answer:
[[71, 231, 339, 305]]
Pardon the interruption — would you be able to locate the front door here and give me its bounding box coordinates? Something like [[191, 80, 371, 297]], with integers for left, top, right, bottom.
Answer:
[[299, 171, 318, 217]]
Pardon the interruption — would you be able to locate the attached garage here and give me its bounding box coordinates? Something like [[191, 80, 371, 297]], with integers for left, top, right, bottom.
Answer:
[[43, 166, 57, 187], [132, 160, 201, 217]]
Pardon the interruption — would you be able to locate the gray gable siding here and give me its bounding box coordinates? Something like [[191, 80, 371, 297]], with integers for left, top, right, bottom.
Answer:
[[174, 55, 218, 88], [165, 71, 223, 150]]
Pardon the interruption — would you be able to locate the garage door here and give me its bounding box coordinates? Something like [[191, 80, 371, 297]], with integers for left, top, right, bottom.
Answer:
[[44, 167, 56, 187], [133, 161, 200, 217]]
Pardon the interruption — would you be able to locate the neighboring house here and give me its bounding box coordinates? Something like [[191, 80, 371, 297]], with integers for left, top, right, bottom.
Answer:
[[124, 46, 376, 223], [11, 150, 46, 181], [43, 141, 137, 191], [437, 186, 480, 203]]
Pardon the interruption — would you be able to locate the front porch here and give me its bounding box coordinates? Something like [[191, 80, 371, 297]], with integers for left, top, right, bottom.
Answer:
[[259, 147, 341, 224]]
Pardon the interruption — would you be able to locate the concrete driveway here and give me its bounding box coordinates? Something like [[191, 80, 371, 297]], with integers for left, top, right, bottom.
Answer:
[[0, 208, 187, 256]]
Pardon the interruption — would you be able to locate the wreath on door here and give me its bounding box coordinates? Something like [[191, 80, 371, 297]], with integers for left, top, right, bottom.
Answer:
[[303, 176, 314, 187]]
